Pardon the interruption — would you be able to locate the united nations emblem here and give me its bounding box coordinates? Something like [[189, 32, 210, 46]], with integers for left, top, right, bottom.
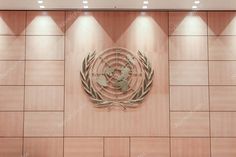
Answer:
[[80, 47, 154, 110]]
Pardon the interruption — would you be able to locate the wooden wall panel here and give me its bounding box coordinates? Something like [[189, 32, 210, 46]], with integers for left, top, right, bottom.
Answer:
[[171, 138, 210, 157], [170, 86, 209, 111], [211, 112, 236, 137], [65, 11, 169, 136], [0, 138, 22, 157], [209, 36, 236, 60], [0, 86, 24, 111], [131, 138, 170, 157], [0, 61, 24, 85], [210, 86, 236, 111], [211, 138, 236, 157], [26, 11, 65, 35], [0, 36, 25, 60], [104, 138, 129, 157], [24, 112, 63, 137], [169, 12, 207, 35], [209, 61, 236, 85], [24, 138, 63, 157], [25, 61, 64, 85], [25, 86, 64, 111], [0, 112, 23, 136], [26, 36, 64, 60], [171, 112, 210, 137], [64, 138, 103, 157], [169, 36, 207, 60], [170, 61, 208, 85], [208, 12, 236, 35], [0, 11, 26, 35]]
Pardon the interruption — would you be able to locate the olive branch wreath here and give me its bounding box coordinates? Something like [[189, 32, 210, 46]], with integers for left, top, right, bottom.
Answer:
[[80, 50, 154, 110]]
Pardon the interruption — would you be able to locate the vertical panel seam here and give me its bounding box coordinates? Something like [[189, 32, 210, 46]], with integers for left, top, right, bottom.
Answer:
[[207, 11, 212, 157], [22, 10, 27, 157], [168, 11, 172, 157]]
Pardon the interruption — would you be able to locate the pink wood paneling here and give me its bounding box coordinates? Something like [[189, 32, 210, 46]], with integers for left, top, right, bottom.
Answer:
[[0, 10, 235, 156], [0, 11, 26, 35], [64, 138, 103, 157], [0, 36, 25, 60], [170, 61, 208, 85], [169, 36, 207, 60], [169, 12, 207, 35], [24, 138, 63, 157], [0, 112, 23, 136], [171, 112, 210, 137], [211, 138, 236, 157], [208, 12, 236, 35], [26, 36, 64, 60], [26, 11, 65, 35], [209, 36, 236, 60], [131, 138, 170, 157], [104, 138, 129, 157], [211, 112, 236, 137], [24, 112, 63, 137], [0, 138, 22, 157], [65, 11, 169, 136], [210, 86, 236, 111], [0, 86, 24, 111], [171, 138, 210, 157], [0, 61, 24, 85], [25, 86, 64, 111], [170, 86, 209, 111], [25, 61, 64, 85], [209, 61, 236, 85]]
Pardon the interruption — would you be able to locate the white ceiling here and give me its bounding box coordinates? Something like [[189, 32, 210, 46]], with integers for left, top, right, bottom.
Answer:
[[0, 0, 236, 10]]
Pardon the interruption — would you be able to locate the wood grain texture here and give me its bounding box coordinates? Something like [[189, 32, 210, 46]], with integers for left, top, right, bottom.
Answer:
[[171, 112, 210, 137], [25, 61, 64, 85], [0, 138, 22, 157], [210, 86, 236, 111], [209, 36, 236, 60], [104, 138, 129, 157], [170, 61, 208, 85], [26, 11, 65, 35], [169, 36, 207, 60], [65, 11, 169, 136], [0, 61, 24, 85], [64, 138, 103, 157], [131, 138, 170, 157], [24, 112, 63, 137], [26, 36, 64, 60], [211, 138, 236, 157], [208, 12, 236, 35], [0, 11, 26, 35], [0, 112, 23, 136], [170, 86, 209, 111], [0, 36, 25, 60], [24, 138, 63, 157], [171, 138, 210, 157], [209, 61, 236, 85], [211, 112, 236, 137], [169, 12, 207, 35], [0, 86, 24, 111], [25, 86, 64, 111]]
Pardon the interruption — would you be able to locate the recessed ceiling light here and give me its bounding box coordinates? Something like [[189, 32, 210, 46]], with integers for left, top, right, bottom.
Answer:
[[142, 5, 148, 9], [194, 0, 200, 4], [192, 5, 197, 9], [38, 0, 43, 4], [83, 5, 89, 8], [39, 5, 45, 8], [143, 1, 149, 4], [83, 0, 88, 4]]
